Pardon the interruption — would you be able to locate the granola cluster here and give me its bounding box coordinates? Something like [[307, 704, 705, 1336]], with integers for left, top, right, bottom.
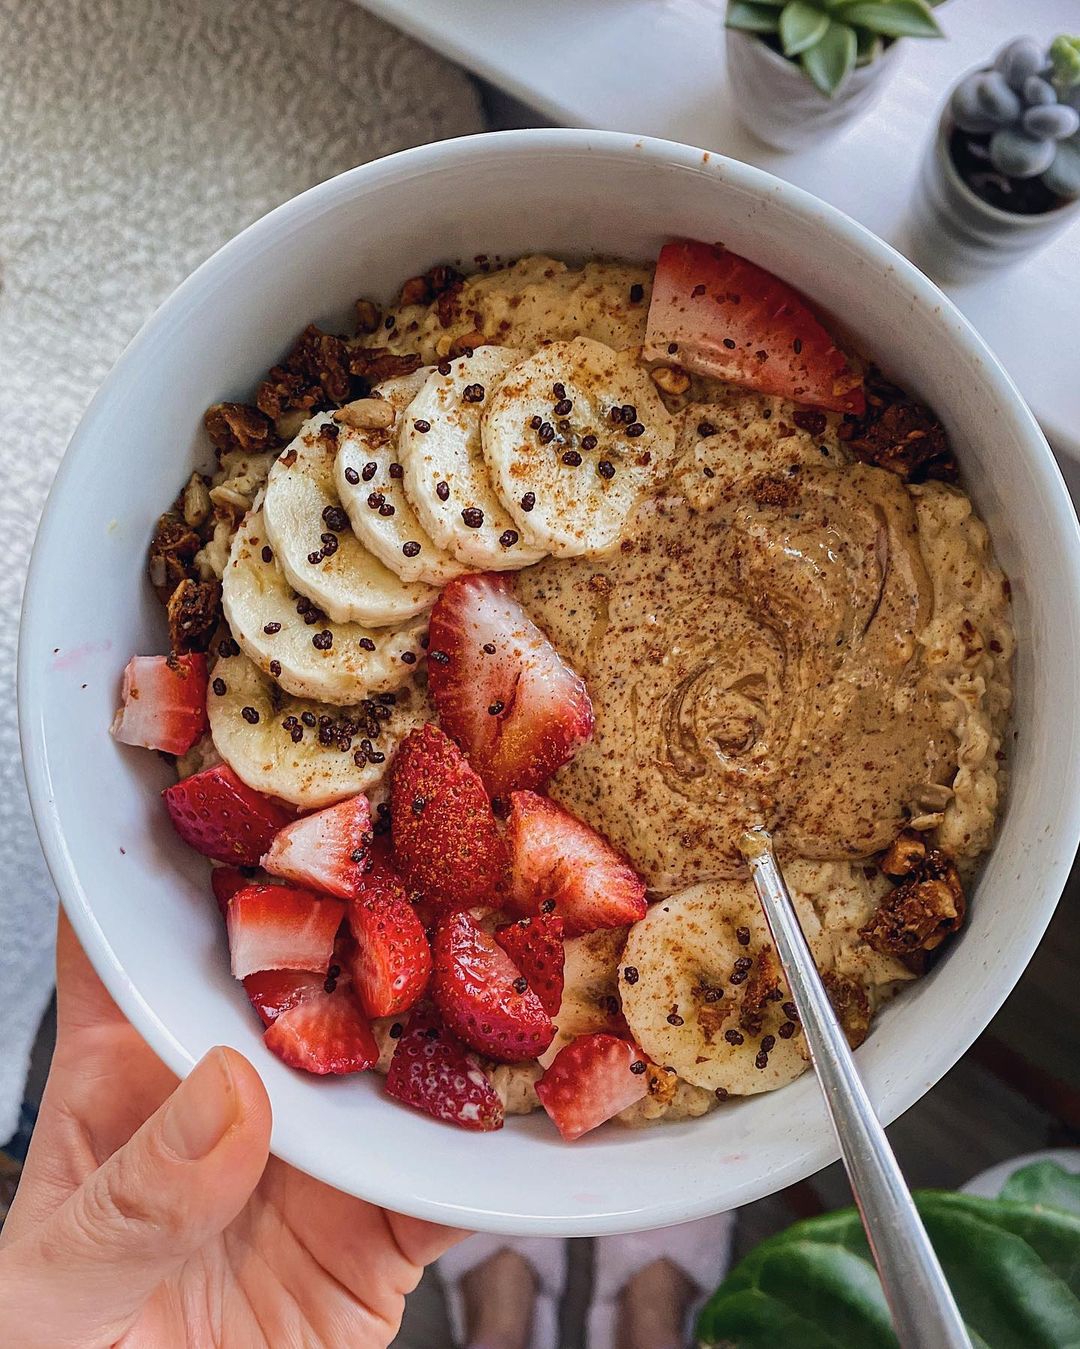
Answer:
[[839, 368, 958, 483]]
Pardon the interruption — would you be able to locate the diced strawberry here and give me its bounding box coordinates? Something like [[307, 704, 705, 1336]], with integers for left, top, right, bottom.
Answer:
[[505, 792, 647, 937], [210, 865, 252, 918], [535, 1034, 649, 1141], [431, 910, 554, 1062], [643, 240, 865, 414], [225, 883, 345, 980], [262, 794, 372, 900], [390, 723, 507, 912], [163, 763, 293, 865], [385, 1002, 504, 1131], [427, 573, 594, 798], [264, 981, 378, 1075], [243, 968, 326, 1026], [495, 912, 565, 1016], [346, 838, 432, 1018], [111, 653, 209, 755]]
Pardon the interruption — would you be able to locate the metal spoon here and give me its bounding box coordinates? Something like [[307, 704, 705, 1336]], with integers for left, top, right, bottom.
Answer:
[[740, 827, 972, 1349]]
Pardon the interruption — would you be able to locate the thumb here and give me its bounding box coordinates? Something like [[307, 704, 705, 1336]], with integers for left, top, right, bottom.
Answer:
[[0, 1046, 271, 1349]]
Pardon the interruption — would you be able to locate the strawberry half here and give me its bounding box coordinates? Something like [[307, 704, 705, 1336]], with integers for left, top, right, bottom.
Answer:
[[346, 839, 431, 1018], [264, 981, 378, 1075], [262, 794, 372, 900], [535, 1034, 649, 1141], [505, 792, 647, 937], [390, 723, 507, 912], [643, 240, 865, 414], [211, 865, 252, 918], [494, 912, 565, 1016], [111, 653, 208, 755], [163, 763, 293, 865], [385, 1002, 504, 1131], [243, 968, 327, 1027], [226, 883, 345, 980], [427, 573, 594, 798], [431, 910, 554, 1062]]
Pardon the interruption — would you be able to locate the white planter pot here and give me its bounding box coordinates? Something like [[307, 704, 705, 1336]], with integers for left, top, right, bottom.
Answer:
[[909, 112, 1080, 282], [725, 27, 901, 152]]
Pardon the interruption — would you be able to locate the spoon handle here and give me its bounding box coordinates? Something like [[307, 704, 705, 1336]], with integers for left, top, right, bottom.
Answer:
[[741, 830, 972, 1349]]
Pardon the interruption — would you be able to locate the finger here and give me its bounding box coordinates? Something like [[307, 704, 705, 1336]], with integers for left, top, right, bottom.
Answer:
[[54, 906, 127, 1035], [388, 1212, 470, 1269], [0, 1046, 271, 1349]]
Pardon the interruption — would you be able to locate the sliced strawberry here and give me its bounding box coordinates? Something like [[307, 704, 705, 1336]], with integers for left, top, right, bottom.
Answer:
[[535, 1034, 649, 1141], [210, 865, 252, 918], [390, 723, 507, 912], [346, 838, 431, 1018], [243, 968, 326, 1026], [385, 1002, 504, 1131], [431, 910, 554, 1062], [111, 653, 209, 754], [163, 763, 293, 865], [505, 792, 647, 937], [494, 912, 565, 1016], [264, 981, 378, 1075], [427, 573, 594, 798], [262, 794, 372, 900], [643, 240, 865, 414], [225, 883, 345, 980]]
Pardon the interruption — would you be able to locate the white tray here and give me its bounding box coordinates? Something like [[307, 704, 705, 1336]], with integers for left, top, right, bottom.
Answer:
[[357, 0, 1079, 458]]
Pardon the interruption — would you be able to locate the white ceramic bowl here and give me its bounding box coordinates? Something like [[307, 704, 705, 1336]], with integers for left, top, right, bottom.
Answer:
[[19, 130, 1080, 1235]]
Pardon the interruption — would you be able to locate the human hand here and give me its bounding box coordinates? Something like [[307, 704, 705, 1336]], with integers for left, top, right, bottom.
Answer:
[[0, 911, 464, 1348]]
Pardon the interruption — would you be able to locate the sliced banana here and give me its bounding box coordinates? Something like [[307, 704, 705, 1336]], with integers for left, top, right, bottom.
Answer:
[[541, 928, 629, 1069], [334, 373, 468, 586], [619, 865, 911, 1097], [221, 510, 426, 705], [263, 414, 436, 625], [207, 646, 432, 809], [397, 348, 547, 571], [482, 337, 676, 558]]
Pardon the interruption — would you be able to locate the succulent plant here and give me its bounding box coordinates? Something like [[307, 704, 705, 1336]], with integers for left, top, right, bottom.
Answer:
[[950, 35, 1080, 201], [726, 0, 943, 97]]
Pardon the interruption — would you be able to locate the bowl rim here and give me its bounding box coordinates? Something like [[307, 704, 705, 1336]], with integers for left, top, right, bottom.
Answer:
[[19, 127, 1080, 1233]]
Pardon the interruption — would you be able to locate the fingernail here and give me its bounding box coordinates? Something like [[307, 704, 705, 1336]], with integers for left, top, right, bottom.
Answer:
[[161, 1047, 239, 1160]]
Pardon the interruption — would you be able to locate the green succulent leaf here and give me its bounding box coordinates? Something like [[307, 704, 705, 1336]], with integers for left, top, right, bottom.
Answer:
[[696, 1176, 1080, 1349], [1050, 35, 1080, 90], [780, 1, 831, 57], [832, 0, 942, 39], [800, 19, 858, 97], [726, 0, 783, 34]]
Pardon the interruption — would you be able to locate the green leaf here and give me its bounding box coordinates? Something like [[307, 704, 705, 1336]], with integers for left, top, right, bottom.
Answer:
[[799, 20, 857, 96], [1050, 35, 1080, 90], [831, 0, 942, 39], [1000, 1162, 1080, 1216], [726, 0, 782, 34], [697, 1188, 1080, 1349], [779, 1, 830, 56]]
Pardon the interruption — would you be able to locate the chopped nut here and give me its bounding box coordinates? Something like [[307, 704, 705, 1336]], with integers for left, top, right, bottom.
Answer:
[[840, 368, 957, 483], [450, 329, 485, 359], [426, 263, 462, 296], [334, 397, 396, 431], [435, 281, 464, 329], [166, 578, 221, 653], [822, 972, 871, 1049], [148, 513, 201, 600], [879, 829, 927, 879], [645, 1063, 678, 1106], [181, 473, 212, 529], [398, 275, 432, 307], [860, 848, 966, 956], [434, 334, 454, 359], [256, 324, 352, 418], [348, 345, 423, 382], [739, 946, 783, 1036], [354, 298, 382, 334], [649, 365, 691, 397], [203, 402, 278, 456]]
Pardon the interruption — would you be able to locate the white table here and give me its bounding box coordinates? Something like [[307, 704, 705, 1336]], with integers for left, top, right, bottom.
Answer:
[[358, 0, 1079, 459]]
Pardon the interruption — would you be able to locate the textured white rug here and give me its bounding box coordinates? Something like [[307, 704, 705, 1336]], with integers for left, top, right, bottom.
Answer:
[[0, 0, 482, 1141]]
